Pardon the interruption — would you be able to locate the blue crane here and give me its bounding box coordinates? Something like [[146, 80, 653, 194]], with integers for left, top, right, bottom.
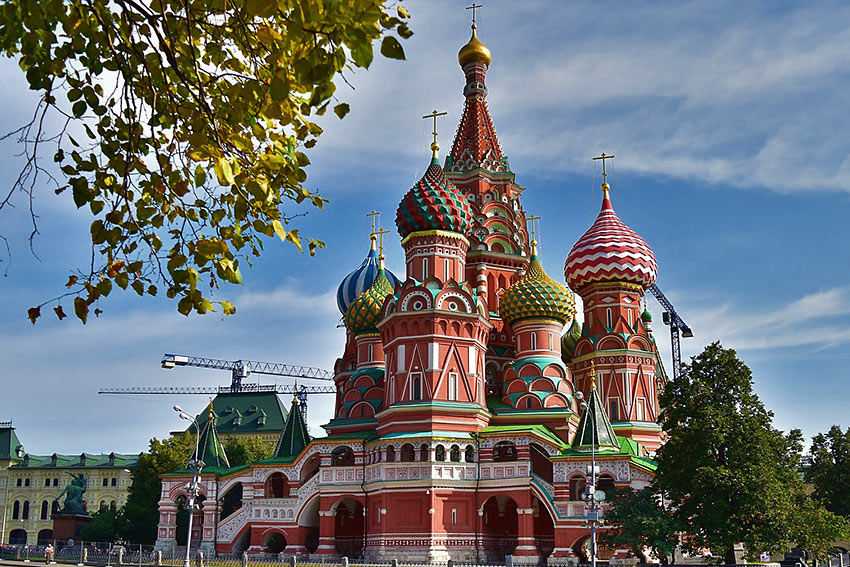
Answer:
[[647, 284, 694, 379]]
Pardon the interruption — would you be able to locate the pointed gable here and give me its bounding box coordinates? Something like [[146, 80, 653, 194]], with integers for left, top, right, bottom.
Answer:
[[572, 383, 620, 453], [273, 397, 310, 460], [195, 402, 230, 469]]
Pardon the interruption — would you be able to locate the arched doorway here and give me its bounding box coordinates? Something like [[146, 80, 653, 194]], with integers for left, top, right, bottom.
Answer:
[[265, 473, 289, 498], [334, 498, 364, 558], [220, 483, 243, 521], [572, 534, 615, 562], [533, 496, 554, 559], [262, 532, 287, 553], [298, 495, 320, 554], [9, 529, 27, 545], [175, 494, 204, 546], [480, 495, 518, 561], [37, 529, 53, 546], [301, 454, 320, 483]]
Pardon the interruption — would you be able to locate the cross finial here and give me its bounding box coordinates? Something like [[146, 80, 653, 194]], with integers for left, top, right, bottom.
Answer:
[[372, 227, 391, 267], [367, 211, 380, 234], [589, 361, 596, 390], [592, 153, 615, 193], [525, 213, 541, 254], [423, 109, 448, 158], [466, 3, 483, 29]]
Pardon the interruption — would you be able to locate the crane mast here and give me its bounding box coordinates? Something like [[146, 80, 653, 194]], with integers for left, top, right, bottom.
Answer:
[[647, 284, 694, 379]]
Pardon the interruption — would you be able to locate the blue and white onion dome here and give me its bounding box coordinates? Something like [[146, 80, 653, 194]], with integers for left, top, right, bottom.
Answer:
[[336, 235, 402, 315]]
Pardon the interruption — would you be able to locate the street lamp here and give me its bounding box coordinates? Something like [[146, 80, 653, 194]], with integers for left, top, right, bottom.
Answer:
[[173, 406, 205, 567], [575, 369, 605, 567]]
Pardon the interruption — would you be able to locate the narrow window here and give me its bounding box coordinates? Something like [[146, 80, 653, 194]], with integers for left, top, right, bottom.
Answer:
[[609, 400, 619, 421], [451, 509, 457, 524], [41, 500, 48, 520], [444, 258, 449, 279], [448, 373, 459, 401], [16, 479, 21, 487], [103, 478, 109, 487], [628, 309, 633, 326], [549, 333, 553, 351], [112, 478, 117, 487], [397, 345, 405, 372], [390, 376, 396, 404], [12, 501, 19, 519], [22, 501, 29, 520], [413, 375, 422, 400], [530, 332, 537, 350], [606, 308, 613, 328], [423, 258, 429, 279], [44, 478, 50, 487], [526, 397, 533, 409], [636, 398, 646, 421], [24, 478, 30, 487], [368, 343, 373, 361], [53, 478, 58, 487]]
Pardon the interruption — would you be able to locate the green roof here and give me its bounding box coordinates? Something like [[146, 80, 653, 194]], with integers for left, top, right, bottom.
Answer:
[[478, 424, 567, 449], [188, 391, 288, 436], [15, 452, 140, 469], [273, 398, 310, 459], [0, 423, 24, 461], [572, 385, 619, 453], [195, 404, 230, 469]]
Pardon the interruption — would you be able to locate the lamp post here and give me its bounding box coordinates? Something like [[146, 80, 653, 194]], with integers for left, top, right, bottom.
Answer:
[[174, 406, 205, 567], [575, 372, 605, 567]]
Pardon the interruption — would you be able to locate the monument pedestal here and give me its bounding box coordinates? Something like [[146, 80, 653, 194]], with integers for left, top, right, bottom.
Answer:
[[52, 513, 93, 541]]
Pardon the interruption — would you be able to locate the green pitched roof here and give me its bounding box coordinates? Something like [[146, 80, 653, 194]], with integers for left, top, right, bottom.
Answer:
[[0, 423, 24, 461], [15, 452, 140, 469], [572, 385, 620, 453], [188, 391, 288, 436], [478, 424, 567, 449], [195, 404, 230, 469], [273, 398, 310, 459]]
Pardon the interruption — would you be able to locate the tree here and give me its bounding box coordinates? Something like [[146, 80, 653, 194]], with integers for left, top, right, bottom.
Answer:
[[82, 508, 120, 543], [223, 435, 274, 467], [601, 484, 681, 564], [656, 342, 804, 564], [118, 432, 194, 544], [807, 425, 850, 519], [0, 0, 412, 324], [790, 494, 850, 561]]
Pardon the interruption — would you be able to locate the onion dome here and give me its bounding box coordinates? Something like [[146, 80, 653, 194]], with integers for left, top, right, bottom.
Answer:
[[641, 308, 653, 323], [561, 318, 583, 361], [499, 243, 576, 325], [344, 267, 394, 336], [396, 155, 473, 238], [458, 25, 491, 67], [337, 235, 401, 315], [564, 183, 657, 292]]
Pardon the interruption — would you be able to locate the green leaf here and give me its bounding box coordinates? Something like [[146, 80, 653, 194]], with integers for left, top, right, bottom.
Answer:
[[74, 297, 88, 324], [72, 100, 87, 117], [194, 165, 206, 187], [177, 297, 192, 316], [214, 157, 234, 185], [333, 103, 350, 119], [380, 36, 406, 60]]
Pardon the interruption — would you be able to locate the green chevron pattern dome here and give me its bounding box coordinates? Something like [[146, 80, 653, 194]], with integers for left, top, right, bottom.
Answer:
[[396, 157, 473, 237], [500, 254, 575, 325], [344, 268, 394, 336], [561, 318, 583, 361]]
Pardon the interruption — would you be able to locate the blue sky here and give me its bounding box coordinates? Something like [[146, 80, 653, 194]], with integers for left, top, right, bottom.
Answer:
[[1, 1, 848, 454]]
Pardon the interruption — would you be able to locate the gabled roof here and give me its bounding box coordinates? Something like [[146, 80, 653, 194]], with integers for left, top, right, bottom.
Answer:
[[14, 452, 140, 469], [0, 423, 24, 462], [273, 397, 310, 459], [186, 391, 288, 436], [572, 384, 620, 453]]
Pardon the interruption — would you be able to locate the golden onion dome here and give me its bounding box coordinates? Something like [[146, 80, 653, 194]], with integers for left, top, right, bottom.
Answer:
[[499, 244, 576, 326], [458, 26, 491, 67]]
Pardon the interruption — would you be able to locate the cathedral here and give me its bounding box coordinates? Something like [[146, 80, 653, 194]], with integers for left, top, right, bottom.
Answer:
[[155, 20, 665, 565]]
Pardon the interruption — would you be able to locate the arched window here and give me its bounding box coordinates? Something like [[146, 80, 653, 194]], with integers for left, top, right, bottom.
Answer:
[[530, 332, 537, 350], [444, 258, 450, 279], [412, 375, 422, 400], [450, 445, 461, 462], [598, 474, 616, 494], [420, 444, 429, 462], [12, 501, 20, 519], [100, 500, 107, 511], [386, 445, 396, 462], [51, 501, 60, 515], [300, 454, 320, 483], [435, 445, 446, 462], [526, 397, 533, 409], [464, 445, 475, 463], [606, 308, 613, 328], [569, 476, 586, 501], [110, 501, 117, 511], [493, 441, 517, 462], [389, 376, 396, 404], [22, 500, 30, 520], [41, 500, 49, 520], [331, 446, 355, 466], [265, 472, 289, 498], [400, 444, 415, 463], [423, 258, 429, 279]]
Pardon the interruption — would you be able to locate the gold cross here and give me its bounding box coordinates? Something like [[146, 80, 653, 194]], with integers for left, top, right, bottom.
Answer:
[[589, 361, 596, 389], [372, 228, 391, 258], [592, 153, 615, 185], [525, 213, 541, 243], [366, 210, 380, 234], [423, 109, 448, 157], [466, 3, 482, 27]]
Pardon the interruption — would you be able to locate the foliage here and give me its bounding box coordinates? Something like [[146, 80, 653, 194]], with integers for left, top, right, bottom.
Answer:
[[118, 432, 194, 544], [807, 425, 850, 519], [81, 508, 120, 543], [656, 342, 804, 564], [601, 484, 681, 564], [0, 0, 412, 324], [790, 494, 850, 561], [223, 435, 274, 467]]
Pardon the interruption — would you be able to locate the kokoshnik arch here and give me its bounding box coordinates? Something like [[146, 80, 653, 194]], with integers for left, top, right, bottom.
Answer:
[[155, 18, 664, 564]]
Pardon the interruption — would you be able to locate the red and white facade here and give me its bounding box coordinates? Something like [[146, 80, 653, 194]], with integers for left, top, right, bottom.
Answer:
[[155, 24, 667, 565]]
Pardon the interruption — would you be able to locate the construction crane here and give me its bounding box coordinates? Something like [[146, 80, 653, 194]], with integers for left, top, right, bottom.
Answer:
[[98, 354, 336, 418], [647, 284, 694, 379]]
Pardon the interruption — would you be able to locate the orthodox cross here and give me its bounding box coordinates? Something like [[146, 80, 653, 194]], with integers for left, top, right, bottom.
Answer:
[[423, 109, 448, 156], [372, 228, 391, 259], [366, 210, 380, 234], [466, 3, 482, 27], [592, 153, 615, 186], [525, 213, 541, 243]]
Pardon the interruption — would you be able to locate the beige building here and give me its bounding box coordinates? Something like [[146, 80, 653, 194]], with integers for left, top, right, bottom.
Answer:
[[0, 422, 139, 545]]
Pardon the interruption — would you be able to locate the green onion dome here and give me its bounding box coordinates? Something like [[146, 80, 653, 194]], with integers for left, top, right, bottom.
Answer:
[[641, 308, 653, 322], [344, 268, 394, 336], [561, 318, 583, 361], [499, 246, 576, 325], [396, 156, 473, 238]]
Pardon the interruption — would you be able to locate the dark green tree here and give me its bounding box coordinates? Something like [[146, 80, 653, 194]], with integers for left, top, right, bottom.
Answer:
[[656, 342, 803, 564], [81, 508, 120, 543], [223, 435, 274, 467], [0, 0, 412, 323], [118, 432, 194, 544], [807, 425, 850, 519], [790, 494, 849, 561], [600, 484, 681, 564]]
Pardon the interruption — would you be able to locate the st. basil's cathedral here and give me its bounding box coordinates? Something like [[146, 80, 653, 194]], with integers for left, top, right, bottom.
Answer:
[[155, 19, 665, 565]]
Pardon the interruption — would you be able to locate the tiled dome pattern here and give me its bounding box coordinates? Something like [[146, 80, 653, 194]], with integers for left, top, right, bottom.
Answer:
[[344, 269, 394, 336], [499, 255, 575, 325], [396, 158, 473, 238]]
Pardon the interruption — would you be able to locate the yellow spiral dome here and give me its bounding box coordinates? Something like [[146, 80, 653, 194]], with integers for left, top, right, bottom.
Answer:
[[499, 247, 575, 325], [344, 268, 394, 336]]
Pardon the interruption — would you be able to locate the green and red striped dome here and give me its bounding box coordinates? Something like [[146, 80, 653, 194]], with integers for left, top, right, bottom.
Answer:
[[396, 157, 473, 238]]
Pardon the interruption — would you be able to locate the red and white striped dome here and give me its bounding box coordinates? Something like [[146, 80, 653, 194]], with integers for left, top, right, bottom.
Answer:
[[564, 187, 657, 292]]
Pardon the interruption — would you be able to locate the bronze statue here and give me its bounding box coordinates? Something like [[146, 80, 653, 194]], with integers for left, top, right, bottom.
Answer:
[[55, 472, 88, 515]]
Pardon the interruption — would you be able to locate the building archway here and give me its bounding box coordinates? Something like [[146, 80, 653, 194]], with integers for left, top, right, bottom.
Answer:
[[9, 529, 26, 545], [333, 497, 364, 558], [301, 454, 320, 483], [298, 495, 320, 554], [262, 531, 287, 553], [220, 483, 243, 521], [572, 534, 615, 562], [530, 443, 553, 483], [532, 496, 555, 559], [480, 495, 518, 561], [37, 529, 53, 546], [265, 473, 289, 498]]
